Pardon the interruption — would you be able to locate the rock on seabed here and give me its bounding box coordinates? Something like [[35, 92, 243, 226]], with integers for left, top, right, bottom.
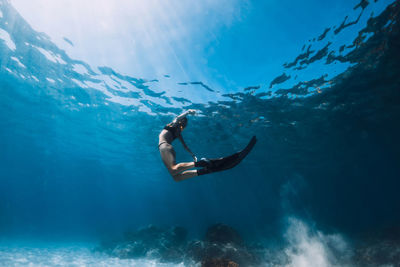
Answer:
[[99, 224, 260, 266]]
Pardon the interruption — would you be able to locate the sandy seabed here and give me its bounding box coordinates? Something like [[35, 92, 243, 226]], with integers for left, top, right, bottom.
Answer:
[[0, 243, 185, 267]]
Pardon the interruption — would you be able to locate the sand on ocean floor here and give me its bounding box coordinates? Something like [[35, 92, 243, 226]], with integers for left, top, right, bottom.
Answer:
[[0, 243, 186, 267]]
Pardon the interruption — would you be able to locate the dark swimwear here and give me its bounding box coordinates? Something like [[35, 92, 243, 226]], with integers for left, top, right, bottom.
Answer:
[[158, 121, 181, 147], [158, 120, 185, 168], [163, 123, 181, 141]]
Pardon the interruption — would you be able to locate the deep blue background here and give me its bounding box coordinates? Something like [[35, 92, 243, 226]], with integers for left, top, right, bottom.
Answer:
[[0, 0, 399, 245]]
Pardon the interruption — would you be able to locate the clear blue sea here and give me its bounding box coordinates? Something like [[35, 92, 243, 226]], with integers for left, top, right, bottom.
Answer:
[[1, 0, 399, 266]]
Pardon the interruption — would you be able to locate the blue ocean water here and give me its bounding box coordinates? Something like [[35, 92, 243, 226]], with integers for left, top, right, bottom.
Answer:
[[1, 0, 400, 266]]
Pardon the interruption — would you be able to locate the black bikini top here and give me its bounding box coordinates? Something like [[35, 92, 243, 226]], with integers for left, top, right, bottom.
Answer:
[[164, 122, 181, 140], [164, 116, 188, 140]]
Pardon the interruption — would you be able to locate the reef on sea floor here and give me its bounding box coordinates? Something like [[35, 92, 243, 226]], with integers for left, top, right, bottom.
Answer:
[[98, 223, 400, 266], [98, 223, 261, 266], [352, 226, 400, 266]]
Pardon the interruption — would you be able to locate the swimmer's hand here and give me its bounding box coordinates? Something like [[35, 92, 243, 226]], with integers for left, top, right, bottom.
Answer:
[[175, 109, 198, 122]]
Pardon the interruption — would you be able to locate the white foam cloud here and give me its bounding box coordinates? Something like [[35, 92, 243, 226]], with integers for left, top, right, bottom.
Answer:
[[283, 217, 351, 267]]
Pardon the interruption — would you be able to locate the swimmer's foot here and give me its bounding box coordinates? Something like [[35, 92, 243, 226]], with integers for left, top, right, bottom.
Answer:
[[194, 158, 213, 168], [197, 167, 211, 176]]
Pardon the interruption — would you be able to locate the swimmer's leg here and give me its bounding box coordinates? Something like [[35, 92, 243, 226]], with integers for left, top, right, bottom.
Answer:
[[169, 162, 195, 175], [159, 144, 198, 181], [171, 169, 198, 182]]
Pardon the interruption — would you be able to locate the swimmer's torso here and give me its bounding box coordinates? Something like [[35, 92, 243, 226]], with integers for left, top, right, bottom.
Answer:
[[159, 128, 175, 146]]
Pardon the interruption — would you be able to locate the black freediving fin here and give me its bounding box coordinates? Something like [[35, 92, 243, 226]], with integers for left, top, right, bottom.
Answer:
[[197, 136, 257, 175]]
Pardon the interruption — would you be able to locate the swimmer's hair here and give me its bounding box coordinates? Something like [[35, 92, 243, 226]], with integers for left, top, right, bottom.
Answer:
[[178, 116, 188, 129]]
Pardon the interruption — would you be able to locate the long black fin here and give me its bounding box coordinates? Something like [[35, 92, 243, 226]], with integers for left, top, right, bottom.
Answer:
[[198, 136, 257, 175]]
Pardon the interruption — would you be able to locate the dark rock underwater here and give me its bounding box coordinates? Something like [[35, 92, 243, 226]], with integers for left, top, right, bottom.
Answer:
[[99, 224, 264, 266], [98, 223, 400, 266]]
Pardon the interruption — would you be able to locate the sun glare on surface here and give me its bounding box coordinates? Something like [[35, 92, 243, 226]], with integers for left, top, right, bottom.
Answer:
[[10, 0, 243, 83]]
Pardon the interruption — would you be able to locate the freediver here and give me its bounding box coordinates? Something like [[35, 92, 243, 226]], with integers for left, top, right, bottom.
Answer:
[[158, 110, 257, 182], [158, 109, 211, 182]]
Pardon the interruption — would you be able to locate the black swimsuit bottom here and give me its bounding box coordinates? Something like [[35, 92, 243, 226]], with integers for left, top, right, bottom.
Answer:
[[158, 141, 169, 147]]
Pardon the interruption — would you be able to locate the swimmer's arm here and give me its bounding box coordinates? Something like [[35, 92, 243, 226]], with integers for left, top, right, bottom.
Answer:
[[174, 109, 196, 122], [178, 135, 197, 162]]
